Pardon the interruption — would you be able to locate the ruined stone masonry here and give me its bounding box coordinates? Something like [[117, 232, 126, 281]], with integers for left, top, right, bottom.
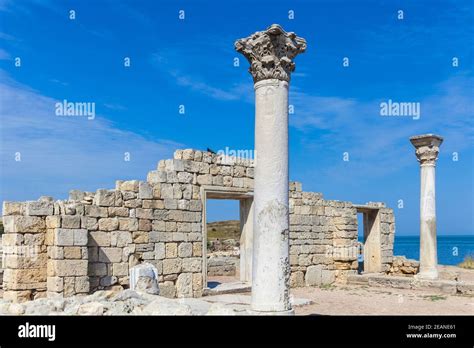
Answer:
[[1, 149, 395, 302]]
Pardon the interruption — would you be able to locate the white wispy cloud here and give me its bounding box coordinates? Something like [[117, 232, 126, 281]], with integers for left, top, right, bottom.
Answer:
[[290, 74, 474, 179], [151, 51, 253, 103], [0, 48, 10, 60], [0, 71, 182, 202]]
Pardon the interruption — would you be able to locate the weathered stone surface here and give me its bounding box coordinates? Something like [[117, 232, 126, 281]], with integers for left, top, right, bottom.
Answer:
[[25, 200, 53, 216], [305, 265, 323, 286], [98, 218, 119, 231], [78, 302, 104, 315], [176, 273, 193, 298], [138, 182, 153, 199], [163, 259, 182, 275], [3, 216, 46, 233], [99, 248, 122, 263]]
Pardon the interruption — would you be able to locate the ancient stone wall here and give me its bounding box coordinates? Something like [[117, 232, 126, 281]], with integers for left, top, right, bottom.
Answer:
[[1, 149, 396, 302]]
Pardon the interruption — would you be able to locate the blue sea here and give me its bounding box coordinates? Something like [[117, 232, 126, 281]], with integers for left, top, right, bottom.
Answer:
[[357, 235, 474, 265], [393, 235, 474, 266]]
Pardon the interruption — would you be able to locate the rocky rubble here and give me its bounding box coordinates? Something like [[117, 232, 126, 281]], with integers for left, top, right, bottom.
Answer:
[[0, 289, 248, 316], [388, 256, 419, 276]]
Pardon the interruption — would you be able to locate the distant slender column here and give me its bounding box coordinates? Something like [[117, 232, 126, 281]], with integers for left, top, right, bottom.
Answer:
[[235, 24, 306, 312], [410, 134, 443, 280]]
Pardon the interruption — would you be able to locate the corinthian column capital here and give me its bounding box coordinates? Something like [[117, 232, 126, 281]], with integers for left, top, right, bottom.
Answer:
[[235, 24, 307, 83], [410, 134, 443, 166]]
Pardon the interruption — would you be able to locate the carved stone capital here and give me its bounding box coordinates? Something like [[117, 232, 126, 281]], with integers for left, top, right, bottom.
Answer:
[[410, 134, 443, 166], [235, 24, 307, 83]]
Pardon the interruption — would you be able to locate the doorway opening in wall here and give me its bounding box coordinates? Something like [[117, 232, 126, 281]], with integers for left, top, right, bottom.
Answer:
[[355, 205, 383, 274], [202, 188, 253, 295], [357, 213, 364, 274]]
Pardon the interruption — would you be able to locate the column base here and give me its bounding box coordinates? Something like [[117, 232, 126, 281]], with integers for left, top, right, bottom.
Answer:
[[248, 308, 295, 316], [415, 268, 439, 280]]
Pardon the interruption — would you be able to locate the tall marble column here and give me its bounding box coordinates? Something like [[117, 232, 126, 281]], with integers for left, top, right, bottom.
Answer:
[[410, 134, 443, 280], [235, 24, 306, 313]]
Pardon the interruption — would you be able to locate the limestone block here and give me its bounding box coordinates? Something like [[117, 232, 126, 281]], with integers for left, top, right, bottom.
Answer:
[[165, 243, 178, 258], [132, 231, 149, 244], [155, 243, 166, 260], [177, 222, 191, 232], [107, 207, 129, 218], [120, 180, 139, 192], [75, 276, 90, 293], [63, 247, 82, 259], [192, 243, 202, 257], [178, 243, 193, 258], [99, 248, 122, 263], [290, 271, 305, 287], [61, 215, 81, 229], [196, 174, 212, 185], [3, 216, 46, 233], [138, 219, 152, 231], [192, 273, 203, 291], [2, 201, 24, 216], [73, 229, 88, 246], [147, 170, 167, 184], [202, 152, 212, 163], [2, 233, 23, 247], [165, 159, 185, 172], [153, 209, 169, 220], [138, 182, 153, 199], [25, 200, 53, 216], [50, 260, 88, 276], [223, 176, 233, 187], [135, 208, 153, 219], [163, 258, 182, 274], [3, 253, 47, 269], [85, 205, 108, 218], [177, 172, 193, 183], [149, 231, 172, 242], [89, 262, 107, 276], [48, 246, 64, 259], [112, 262, 129, 277], [177, 200, 189, 210], [305, 265, 323, 286], [94, 189, 116, 207], [321, 270, 335, 285], [142, 200, 164, 209], [123, 191, 137, 201], [98, 217, 119, 231], [182, 258, 202, 273], [54, 228, 74, 246], [109, 231, 131, 247], [47, 276, 64, 292], [176, 273, 193, 298], [173, 184, 183, 199], [187, 232, 201, 242], [164, 199, 178, 210], [199, 162, 210, 174], [183, 161, 200, 173], [117, 217, 137, 232], [160, 184, 174, 199], [89, 231, 111, 247], [194, 150, 203, 162], [45, 216, 61, 229], [174, 150, 183, 159]]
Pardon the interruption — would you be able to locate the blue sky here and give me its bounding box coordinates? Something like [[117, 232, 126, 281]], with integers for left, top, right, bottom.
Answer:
[[0, 0, 473, 235]]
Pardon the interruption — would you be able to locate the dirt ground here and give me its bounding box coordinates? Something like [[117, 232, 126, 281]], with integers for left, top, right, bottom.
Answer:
[[292, 284, 474, 315]]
